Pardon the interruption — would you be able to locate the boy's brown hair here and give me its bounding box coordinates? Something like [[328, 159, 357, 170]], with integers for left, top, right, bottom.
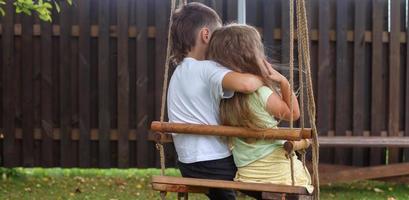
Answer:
[[170, 2, 222, 66]]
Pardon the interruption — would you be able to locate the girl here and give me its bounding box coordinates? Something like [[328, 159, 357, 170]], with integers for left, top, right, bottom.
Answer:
[[207, 24, 313, 193]]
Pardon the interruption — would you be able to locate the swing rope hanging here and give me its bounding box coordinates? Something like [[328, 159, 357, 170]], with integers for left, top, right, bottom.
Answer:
[[151, 0, 320, 199]]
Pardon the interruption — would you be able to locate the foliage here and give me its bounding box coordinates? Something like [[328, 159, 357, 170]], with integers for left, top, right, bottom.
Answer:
[[0, 168, 409, 199], [0, 0, 72, 22]]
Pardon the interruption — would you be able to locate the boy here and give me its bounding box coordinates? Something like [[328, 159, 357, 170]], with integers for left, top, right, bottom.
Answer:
[[167, 3, 263, 200]]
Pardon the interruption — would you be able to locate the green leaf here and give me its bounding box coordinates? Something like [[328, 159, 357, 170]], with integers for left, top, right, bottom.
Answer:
[[0, 8, 5, 16], [43, 2, 52, 9], [54, 1, 60, 13], [67, 0, 72, 5]]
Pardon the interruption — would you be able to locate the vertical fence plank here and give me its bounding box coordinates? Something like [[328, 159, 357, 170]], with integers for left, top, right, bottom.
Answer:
[[211, 0, 224, 20], [2, 0, 17, 167], [281, 0, 289, 67], [21, 13, 34, 167], [32, 15, 41, 166], [98, 0, 111, 168], [154, 0, 168, 167], [136, 0, 150, 167], [406, 9, 409, 161], [117, 0, 130, 168], [40, 18, 53, 167], [371, 0, 386, 165], [0, 14, 2, 166], [246, 0, 257, 26], [352, 0, 366, 166], [263, 0, 281, 59], [317, 0, 332, 163], [60, 1, 73, 167], [78, 0, 91, 167], [389, 0, 401, 164], [335, 0, 352, 165], [71, 0, 80, 167], [226, 0, 238, 22]]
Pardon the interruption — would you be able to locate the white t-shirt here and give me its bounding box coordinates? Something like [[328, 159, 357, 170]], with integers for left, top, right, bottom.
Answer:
[[167, 57, 234, 164]]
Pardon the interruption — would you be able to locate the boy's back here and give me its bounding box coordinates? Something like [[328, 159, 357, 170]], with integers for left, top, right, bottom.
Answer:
[[168, 57, 233, 164]]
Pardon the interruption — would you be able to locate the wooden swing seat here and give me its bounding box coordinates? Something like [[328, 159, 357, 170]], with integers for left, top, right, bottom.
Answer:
[[151, 121, 312, 141], [150, 122, 314, 199], [151, 175, 312, 199]]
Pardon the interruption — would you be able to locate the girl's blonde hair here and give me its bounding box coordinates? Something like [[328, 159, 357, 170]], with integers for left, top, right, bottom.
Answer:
[[207, 24, 274, 130]]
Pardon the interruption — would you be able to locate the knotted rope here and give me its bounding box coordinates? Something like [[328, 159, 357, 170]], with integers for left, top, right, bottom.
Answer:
[[294, 0, 320, 198], [288, 0, 296, 187], [157, 0, 180, 177]]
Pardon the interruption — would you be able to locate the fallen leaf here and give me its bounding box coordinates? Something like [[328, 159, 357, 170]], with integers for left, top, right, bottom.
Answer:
[[387, 197, 396, 200], [373, 188, 384, 193]]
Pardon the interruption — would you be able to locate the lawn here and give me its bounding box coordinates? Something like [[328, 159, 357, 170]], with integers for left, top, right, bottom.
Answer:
[[0, 168, 408, 200]]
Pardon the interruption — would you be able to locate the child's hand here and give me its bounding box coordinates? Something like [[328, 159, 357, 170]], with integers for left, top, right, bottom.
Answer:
[[261, 60, 286, 84]]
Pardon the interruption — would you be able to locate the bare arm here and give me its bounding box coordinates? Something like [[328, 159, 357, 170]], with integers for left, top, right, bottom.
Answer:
[[262, 60, 300, 121], [222, 71, 263, 94], [266, 79, 300, 121]]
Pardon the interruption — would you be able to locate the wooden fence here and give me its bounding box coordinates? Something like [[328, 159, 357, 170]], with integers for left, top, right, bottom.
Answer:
[[0, 0, 408, 168]]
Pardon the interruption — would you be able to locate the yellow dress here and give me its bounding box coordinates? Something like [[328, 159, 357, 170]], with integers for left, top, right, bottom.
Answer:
[[234, 148, 314, 193], [230, 86, 314, 193]]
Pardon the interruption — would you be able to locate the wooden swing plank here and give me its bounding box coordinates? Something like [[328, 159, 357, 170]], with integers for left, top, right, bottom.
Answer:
[[151, 122, 312, 141], [151, 176, 309, 195], [320, 162, 409, 184], [152, 183, 208, 193], [318, 136, 409, 147]]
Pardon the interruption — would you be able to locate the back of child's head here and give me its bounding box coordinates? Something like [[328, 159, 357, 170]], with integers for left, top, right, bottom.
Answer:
[[209, 24, 274, 130], [207, 24, 266, 77], [170, 2, 222, 66]]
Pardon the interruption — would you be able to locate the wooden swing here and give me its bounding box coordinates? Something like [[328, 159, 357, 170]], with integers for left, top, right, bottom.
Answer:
[[150, 0, 320, 199]]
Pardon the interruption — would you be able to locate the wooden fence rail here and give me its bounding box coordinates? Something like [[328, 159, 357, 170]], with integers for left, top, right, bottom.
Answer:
[[1, 0, 408, 168]]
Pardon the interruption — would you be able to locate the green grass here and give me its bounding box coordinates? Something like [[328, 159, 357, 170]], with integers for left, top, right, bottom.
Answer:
[[0, 168, 408, 200]]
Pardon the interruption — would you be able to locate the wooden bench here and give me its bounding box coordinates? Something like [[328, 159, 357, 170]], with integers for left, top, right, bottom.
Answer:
[[151, 176, 312, 200], [319, 136, 409, 147]]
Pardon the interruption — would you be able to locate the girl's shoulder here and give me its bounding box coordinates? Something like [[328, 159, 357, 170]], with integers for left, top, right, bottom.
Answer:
[[255, 86, 274, 105]]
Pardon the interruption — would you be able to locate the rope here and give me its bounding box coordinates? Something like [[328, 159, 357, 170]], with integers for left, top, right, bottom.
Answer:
[[288, 0, 295, 187], [296, 0, 305, 129], [289, 0, 294, 129], [295, 0, 320, 198], [289, 152, 295, 186], [156, 0, 178, 176]]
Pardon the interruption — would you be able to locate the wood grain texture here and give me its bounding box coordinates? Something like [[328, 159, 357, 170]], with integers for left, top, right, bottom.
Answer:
[[317, 0, 332, 163], [2, 0, 18, 167], [40, 18, 53, 167], [388, 0, 401, 163], [150, 122, 312, 140], [117, 0, 130, 168], [352, 0, 367, 166], [152, 176, 309, 194], [98, 0, 111, 168], [136, 0, 151, 168], [335, 0, 352, 165], [320, 162, 409, 184], [371, 0, 386, 166], [78, 0, 91, 167], [21, 12, 34, 167], [59, 1, 73, 167]]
